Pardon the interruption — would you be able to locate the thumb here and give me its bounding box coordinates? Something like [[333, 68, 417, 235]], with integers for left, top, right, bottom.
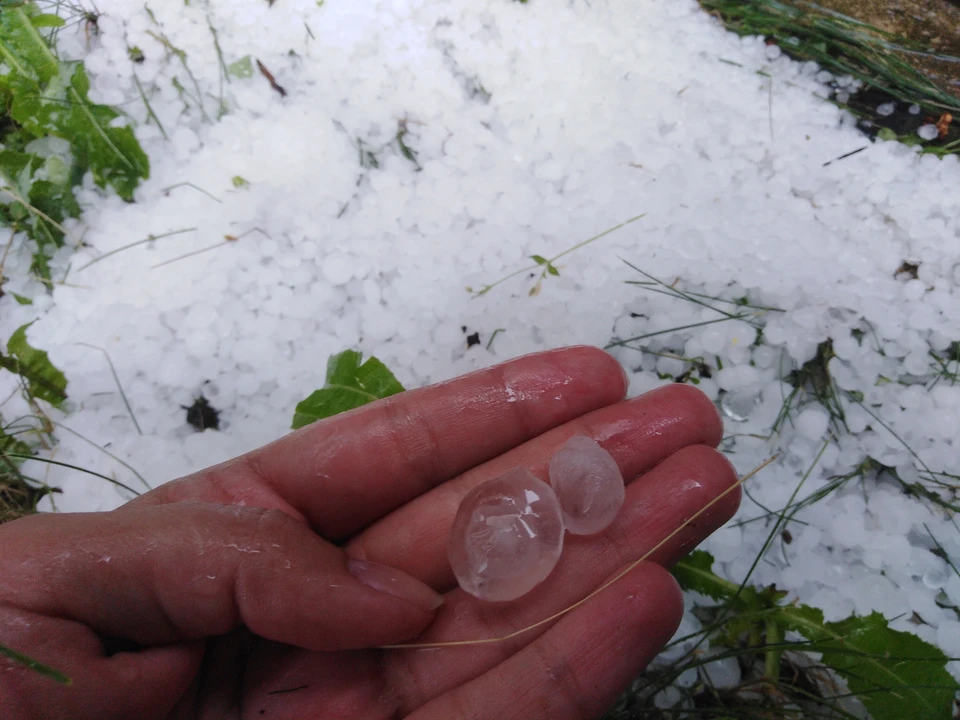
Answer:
[[0, 502, 443, 651]]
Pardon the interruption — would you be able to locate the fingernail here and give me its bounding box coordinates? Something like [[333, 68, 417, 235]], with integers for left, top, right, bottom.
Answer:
[[346, 558, 444, 612]]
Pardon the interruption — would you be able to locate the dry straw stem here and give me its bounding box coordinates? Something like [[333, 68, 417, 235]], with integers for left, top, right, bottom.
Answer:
[[381, 454, 779, 650]]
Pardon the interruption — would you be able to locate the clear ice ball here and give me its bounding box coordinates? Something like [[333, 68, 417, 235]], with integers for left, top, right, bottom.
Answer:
[[549, 436, 625, 535], [447, 467, 565, 602]]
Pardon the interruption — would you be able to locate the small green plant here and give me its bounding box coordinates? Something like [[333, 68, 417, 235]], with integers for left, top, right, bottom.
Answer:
[[0, 422, 50, 523], [0, 323, 68, 408], [0, 0, 150, 281], [667, 550, 959, 720], [0, 321, 67, 523], [471, 213, 646, 297], [700, 0, 960, 155], [291, 349, 405, 428]]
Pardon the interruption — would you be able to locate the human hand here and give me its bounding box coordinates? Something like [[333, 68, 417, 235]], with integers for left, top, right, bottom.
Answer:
[[0, 347, 739, 719]]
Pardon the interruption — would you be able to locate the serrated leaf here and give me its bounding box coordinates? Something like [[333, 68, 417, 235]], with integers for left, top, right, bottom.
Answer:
[[65, 64, 149, 200], [228, 55, 254, 79], [673, 550, 733, 600], [782, 608, 958, 720], [0, 10, 149, 201], [673, 550, 773, 609], [0, 3, 148, 284], [0, 323, 67, 408], [291, 350, 405, 428], [0, 7, 59, 85], [674, 551, 959, 720]]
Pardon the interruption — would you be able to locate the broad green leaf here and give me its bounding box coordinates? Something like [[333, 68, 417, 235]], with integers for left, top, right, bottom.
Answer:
[[30, 14, 65, 28], [228, 55, 254, 79], [12, 293, 33, 305], [0, 9, 149, 201], [0, 642, 71, 685], [781, 608, 958, 720], [0, 7, 60, 85], [545, 263, 560, 277], [0, 323, 67, 408], [292, 350, 405, 428], [65, 64, 150, 200], [0, 2, 149, 282]]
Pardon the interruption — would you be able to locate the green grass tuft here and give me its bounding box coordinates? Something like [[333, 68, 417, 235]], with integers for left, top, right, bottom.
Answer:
[[701, 0, 960, 154]]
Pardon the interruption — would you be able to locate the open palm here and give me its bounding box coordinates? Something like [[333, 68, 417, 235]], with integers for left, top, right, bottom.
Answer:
[[0, 347, 738, 719]]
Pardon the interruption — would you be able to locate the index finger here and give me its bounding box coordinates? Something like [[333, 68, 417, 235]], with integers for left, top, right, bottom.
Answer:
[[132, 347, 629, 539]]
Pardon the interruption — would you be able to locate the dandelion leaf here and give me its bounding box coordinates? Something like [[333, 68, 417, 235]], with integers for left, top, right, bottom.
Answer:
[[0, 7, 149, 202], [673, 551, 958, 720], [0, 323, 68, 408], [782, 607, 958, 720]]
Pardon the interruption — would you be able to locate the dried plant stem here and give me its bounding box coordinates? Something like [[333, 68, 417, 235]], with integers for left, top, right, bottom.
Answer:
[[381, 454, 779, 650]]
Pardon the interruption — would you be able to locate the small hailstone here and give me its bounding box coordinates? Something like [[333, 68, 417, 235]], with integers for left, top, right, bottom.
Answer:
[[549, 436, 625, 535], [908, 103, 921, 115], [917, 124, 939, 141], [447, 467, 564, 602], [876, 102, 895, 117], [702, 654, 741, 689], [795, 407, 829, 441], [322, 251, 354, 285], [720, 389, 759, 422]]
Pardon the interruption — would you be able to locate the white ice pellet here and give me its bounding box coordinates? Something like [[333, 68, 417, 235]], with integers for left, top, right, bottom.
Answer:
[[917, 124, 939, 141], [702, 655, 742, 689], [794, 407, 829, 441], [322, 252, 354, 285], [936, 621, 960, 658], [707, 523, 742, 562]]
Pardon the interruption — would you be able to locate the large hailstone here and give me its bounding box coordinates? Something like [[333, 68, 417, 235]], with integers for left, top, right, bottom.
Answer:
[[549, 436, 625, 535], [447, 467, 565, 602]]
